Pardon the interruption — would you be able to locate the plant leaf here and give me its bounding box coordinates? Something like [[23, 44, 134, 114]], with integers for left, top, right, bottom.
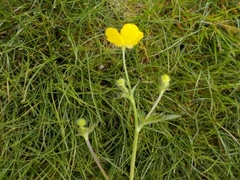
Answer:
[[142, 114, 181, 126]]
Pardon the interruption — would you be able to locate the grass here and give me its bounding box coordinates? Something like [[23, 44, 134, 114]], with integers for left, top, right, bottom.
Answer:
[[1, 0, 240, 179]]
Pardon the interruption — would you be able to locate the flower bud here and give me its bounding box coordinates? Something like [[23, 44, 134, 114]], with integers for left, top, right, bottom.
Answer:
[[116, 78, 125, 87], [161, 74, 170, 89], [77, 118, 87, 128]]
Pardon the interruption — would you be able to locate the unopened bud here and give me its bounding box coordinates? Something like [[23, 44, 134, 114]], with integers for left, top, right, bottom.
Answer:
[[77, 118, 87, 128], [161, 74, 170, 88], [116, 78, 125, 87]]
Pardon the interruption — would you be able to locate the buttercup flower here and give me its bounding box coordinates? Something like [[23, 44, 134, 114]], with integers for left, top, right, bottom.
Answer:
[[105, 24, 143, 48]]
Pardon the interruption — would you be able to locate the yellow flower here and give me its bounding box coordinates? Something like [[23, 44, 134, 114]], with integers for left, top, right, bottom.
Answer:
[[105, 24, 143, 48]]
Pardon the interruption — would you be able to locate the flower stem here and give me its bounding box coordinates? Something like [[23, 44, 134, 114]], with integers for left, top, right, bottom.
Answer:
[[84, 136, 109, 180], [129, 95, 140, 180], [122, 48, 141, 180], [129, 125, 140, 180], [145, 89, 165, 120], [122, 47, 131, 89]]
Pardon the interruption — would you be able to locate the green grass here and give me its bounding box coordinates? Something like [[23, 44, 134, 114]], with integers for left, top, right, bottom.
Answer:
[[1, 0, 240, 179]]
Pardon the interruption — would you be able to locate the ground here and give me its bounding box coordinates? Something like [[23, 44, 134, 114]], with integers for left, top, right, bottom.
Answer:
[[0, 0, 240, 179]]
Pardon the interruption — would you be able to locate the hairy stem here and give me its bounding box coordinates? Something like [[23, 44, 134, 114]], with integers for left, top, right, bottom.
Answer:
[[145, 89, 165, 120], [122, 47, 131, 89], [84, 136, 109, 180], [122, 48, 141, 180]]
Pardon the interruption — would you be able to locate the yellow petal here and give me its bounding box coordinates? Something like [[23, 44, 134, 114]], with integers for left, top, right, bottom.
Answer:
[[120, 24, 143, 48], [105, 27, 124, 47]]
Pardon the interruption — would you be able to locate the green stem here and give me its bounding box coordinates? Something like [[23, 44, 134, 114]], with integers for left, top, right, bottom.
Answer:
[[129, 98, 141, 180], [84, 136, 109, 180], [145, 89, 165, 120], [129, 126, 140, 180], [122, 48, 141, 180], [122, 47, 131, 89]]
